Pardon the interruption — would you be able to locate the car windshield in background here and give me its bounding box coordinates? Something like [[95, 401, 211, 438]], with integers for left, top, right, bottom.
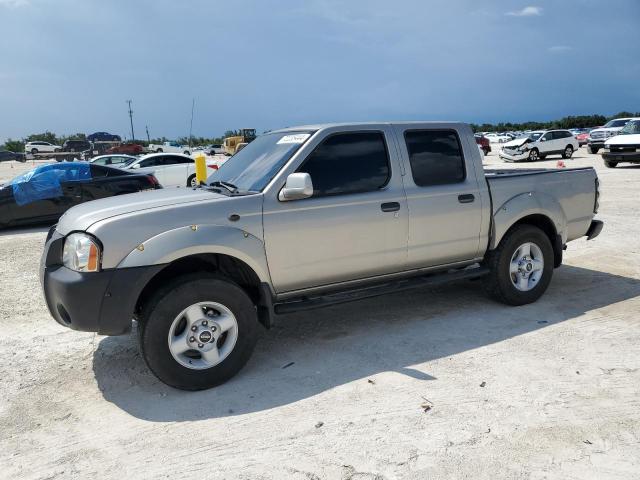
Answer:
[[122, 157, 138, 166], [619, 120, 640, 135], [604, 119, 629, 128], [206, 131, 314, 192]]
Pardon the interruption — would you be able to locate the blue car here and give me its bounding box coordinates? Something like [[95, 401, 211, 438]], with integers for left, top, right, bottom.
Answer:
[[87, 132, 122, 142]]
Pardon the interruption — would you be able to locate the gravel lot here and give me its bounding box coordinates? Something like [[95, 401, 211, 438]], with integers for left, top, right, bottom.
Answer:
[[1, 147, 639, 480]]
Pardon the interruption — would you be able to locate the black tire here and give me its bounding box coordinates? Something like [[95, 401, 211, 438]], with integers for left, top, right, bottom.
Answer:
[[183, 150, 191, 155], [562, 145, 574, 159], [156, 148, 163, 153], [138, 274, 259, 390], [528, 148, 539, 162], [539, 154, 547, 160], [483, 225, 554, 306], [605, 160, 618, 168], [31, 148, 38, 154], [187, 174, 197, 187], [589, 146, 599, 154]]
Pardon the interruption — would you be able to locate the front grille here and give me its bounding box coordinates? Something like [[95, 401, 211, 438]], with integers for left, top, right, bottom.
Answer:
[[608, 145, 638, 153], [590, 131, 606, 139]]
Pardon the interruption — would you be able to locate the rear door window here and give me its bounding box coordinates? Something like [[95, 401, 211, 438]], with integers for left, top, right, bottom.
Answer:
[[404, 130, 465, 187], [297, 131, 390, 197]]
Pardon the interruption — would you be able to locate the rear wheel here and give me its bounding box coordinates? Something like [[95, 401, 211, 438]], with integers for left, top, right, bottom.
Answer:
[[589, 146, 599, 154], [139, 274, 259, 390], [187, 174, 197, 187], [484, 225, 554, 306], [605, 160, 618, 168], [528, 148, 539, 162], [562, 145, 574, 159]]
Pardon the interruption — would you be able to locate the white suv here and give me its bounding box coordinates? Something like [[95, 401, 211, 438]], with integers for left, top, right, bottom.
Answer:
[[24, 141, 61, 154], [499, 130, 579, 162]]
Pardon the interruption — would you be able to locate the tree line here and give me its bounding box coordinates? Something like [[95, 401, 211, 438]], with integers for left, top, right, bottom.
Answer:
[[471, 111, 640, 133], [3, 112, 640, 152]]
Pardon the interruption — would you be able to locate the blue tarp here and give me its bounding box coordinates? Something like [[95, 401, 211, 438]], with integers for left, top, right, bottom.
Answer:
[[8, 163, 91, 206]]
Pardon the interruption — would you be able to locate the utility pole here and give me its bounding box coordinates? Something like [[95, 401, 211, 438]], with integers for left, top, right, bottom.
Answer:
[[126, 100, 135, 141], [188, 98, 195, 148], [145, 125, 150, 143]]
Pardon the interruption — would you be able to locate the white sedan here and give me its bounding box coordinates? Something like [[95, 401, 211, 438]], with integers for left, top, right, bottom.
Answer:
[[484, 133, 512, 143], [120, 153, 216, 188]]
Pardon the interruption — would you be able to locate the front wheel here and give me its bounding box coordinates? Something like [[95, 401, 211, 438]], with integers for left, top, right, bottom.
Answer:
[[589, 146, 599, 154], [528, 148, 539, 162], [187, 174, 198, 187], [484, 225, 554, 306], [183, 150, 191, 155], [139, 274, 259, 390], [31, 148, 38, 154], [605, 160, 618, 168]]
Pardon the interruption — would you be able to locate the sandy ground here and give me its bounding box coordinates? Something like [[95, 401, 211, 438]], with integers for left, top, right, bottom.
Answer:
[[0, 147, 639, 479]]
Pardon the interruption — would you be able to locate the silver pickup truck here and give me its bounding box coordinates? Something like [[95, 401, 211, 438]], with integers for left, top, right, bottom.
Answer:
[[41, 122, 603, 390]]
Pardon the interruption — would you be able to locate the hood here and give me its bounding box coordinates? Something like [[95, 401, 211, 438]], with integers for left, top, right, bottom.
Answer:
[[590, 127, 623, 134], [605, 134, 640, 146], [503, 138, 529, 148], [57, 187, 225, 234]]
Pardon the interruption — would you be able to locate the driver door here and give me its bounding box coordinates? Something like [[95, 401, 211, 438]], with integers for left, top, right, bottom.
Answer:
[[262, 129, 409, 294]]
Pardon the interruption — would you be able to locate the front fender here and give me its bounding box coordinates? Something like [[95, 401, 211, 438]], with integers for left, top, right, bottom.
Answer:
[[490, 191, 567, 249], [116, 224, 271, 284]]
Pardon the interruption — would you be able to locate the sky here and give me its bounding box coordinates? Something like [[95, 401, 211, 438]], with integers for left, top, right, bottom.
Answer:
[[0, 0, 638, 141]]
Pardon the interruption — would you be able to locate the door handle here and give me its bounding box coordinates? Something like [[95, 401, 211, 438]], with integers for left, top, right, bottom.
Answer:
[[381, 202, 400, 212], [458, 194, 475, 204]]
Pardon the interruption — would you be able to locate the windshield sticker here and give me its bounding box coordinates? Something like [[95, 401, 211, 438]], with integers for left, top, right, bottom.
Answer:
[[277, 134, 311, 145]]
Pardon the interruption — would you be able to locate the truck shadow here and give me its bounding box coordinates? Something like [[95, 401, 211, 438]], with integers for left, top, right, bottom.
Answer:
[[93, 264, 640, 421]]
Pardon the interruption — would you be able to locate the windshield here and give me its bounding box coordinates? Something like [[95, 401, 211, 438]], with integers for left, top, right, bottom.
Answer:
[[604, 119, 629, 128], [206, 131, 314, 192], [517, 132, 543, 141], [122, 157, 138, 166], [619, 120, 640, 135]]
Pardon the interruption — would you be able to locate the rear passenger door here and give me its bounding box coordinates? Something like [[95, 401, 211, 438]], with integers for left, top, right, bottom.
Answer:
[[395, 126, 484, 269]]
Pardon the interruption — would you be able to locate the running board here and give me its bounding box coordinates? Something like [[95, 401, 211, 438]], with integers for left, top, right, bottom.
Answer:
[[273, 266, 490, 315]]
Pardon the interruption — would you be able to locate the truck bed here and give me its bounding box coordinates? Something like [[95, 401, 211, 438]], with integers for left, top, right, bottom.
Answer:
[[484, 167, 598, 243]]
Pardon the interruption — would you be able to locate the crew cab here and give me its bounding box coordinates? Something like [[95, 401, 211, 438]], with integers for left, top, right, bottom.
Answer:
[[499, 130, 579, 162], [41, 122, 603, 390], [119, 153, 215, 187], [602, 119, 640, 168], [148, 141, 191, 155], [587, 118, 632, 154]]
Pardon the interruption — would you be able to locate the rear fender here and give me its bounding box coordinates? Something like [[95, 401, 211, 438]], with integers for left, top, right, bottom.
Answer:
[[490, 191, 567, 249], [116, 224, 271, 284]]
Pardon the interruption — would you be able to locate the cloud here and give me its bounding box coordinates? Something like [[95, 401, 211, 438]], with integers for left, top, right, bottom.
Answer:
[[506, 6, 542, 17], [548, 45, 573, 53], [0, 0, 29, 7]]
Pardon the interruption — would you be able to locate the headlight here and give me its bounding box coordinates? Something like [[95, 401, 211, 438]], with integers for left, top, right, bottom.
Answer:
[[62, 233, 101, 272]]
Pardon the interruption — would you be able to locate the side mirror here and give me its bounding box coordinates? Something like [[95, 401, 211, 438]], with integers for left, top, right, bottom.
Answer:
[[540, 138, 546, 142], [132, 163, 141, 169], [279, 172, 313, 201]]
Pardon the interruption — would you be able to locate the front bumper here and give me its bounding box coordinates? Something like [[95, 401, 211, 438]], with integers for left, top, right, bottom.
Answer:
[[588, 140, 606, 148], [602, 151, 640, 163], [41, 229, 164, 335], [499, 149, 528, 162]]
